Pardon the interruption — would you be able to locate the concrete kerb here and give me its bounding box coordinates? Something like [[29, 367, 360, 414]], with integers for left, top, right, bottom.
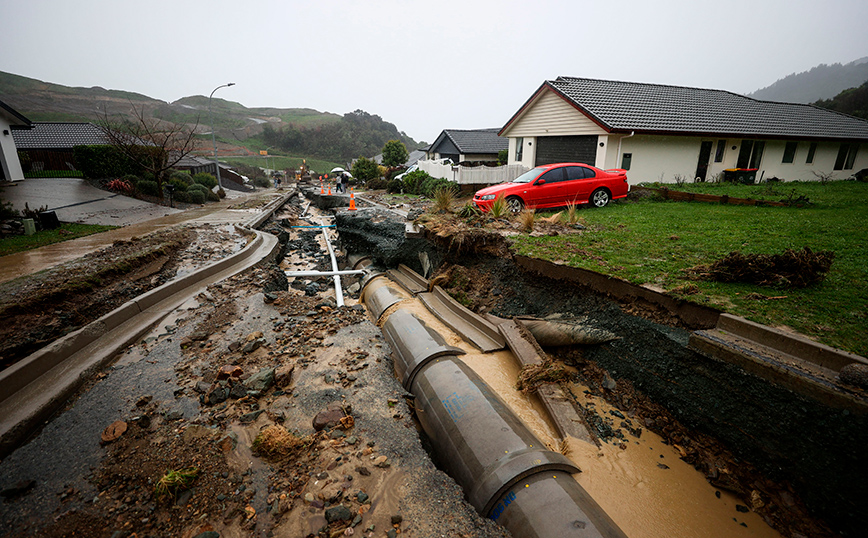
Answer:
[[0, 196, 288, 459]]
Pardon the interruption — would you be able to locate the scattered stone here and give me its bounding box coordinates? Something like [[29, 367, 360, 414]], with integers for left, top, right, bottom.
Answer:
[[357, 492, 369, 503], [228, 341, 242, 352], [239, 410, 265, 423], [130, 415, 151, 429], [264, 292, 278, 303], [176, 488, 194, 506], [304, 493, 315, 504], [217, 432, 238, 452], [386, 530, 397, 538], [217, 365, 243, 380], [229, 384, 248, 399], [356, 467, 370, 477], [193, 531, 220, 538], [838, 363, 868, 388], [602, 375, 617, 391], [313, 405, 347, 431], [0, 480, 36, 499], [325, 505, 353, 524], [275, 364, 295, 388], [207, 387, 229, 406], [135, 395, 152, 407], [345, 436, 358, 445], [101, 420, 128, 444], [165, 410, 183, 421], [244, 367, 275, 391], [190, 330, 209, 341], [247, 331, 264, 341], [242, 339, 263, 354], [373, 456, 389, 468], [735, 504, 749, 513]]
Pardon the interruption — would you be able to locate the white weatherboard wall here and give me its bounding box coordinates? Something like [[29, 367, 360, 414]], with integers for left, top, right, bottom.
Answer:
[[0, 117, 24, 182], [616, 136, 867, 185]]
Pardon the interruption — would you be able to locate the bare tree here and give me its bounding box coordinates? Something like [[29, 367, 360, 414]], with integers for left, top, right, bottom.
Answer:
[[97, 104, 201, 199]]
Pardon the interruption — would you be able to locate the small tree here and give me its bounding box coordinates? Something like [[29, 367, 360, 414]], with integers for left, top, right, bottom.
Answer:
[[352, 156, 380, 183], [382, 140, 409, 167], [97, 104, 200, 199]]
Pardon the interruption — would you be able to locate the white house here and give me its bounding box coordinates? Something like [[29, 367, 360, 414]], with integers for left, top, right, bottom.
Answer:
[[499, 77, 868, 184], [0, 99, 31, 182]]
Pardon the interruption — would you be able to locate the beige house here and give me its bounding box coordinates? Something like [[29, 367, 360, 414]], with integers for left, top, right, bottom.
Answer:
[[499, 77, 868, 184], [0, 99, 31, 181]]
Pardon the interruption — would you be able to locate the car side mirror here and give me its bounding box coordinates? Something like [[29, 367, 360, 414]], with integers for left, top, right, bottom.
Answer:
[[535, 179, 546, 186]]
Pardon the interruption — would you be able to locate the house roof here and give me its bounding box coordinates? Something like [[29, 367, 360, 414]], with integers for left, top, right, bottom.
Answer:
[[12, 122, 111, 149], [0, 99, 32, 126], [501, 77, 868, 141], [432, 128, 508, 154]]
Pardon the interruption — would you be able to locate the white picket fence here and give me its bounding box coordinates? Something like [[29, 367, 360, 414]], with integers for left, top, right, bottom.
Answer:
[[416, 160, 528, 185]]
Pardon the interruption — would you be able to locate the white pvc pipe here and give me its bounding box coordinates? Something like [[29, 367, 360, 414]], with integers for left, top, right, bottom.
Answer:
[[321, 217, 344, 307], [285, 269, 365, 277]]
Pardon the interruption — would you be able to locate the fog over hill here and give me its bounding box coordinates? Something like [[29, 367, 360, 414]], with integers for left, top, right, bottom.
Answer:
[[748, 57, 868, 103]]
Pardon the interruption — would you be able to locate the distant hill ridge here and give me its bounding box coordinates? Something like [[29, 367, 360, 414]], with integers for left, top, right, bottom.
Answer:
[[748, 57, 868, 103], [0, 70, 418, 162]]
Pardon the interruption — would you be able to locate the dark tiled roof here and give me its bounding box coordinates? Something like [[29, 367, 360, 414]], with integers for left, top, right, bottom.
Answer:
[[443, 128, 508, 153], [12, 122, 110, 149], [535, 77, 868, 140]]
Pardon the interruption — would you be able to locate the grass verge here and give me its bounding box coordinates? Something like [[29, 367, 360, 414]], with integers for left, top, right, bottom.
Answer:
[[0, 223, 117, 257], [515, 181, 868, 356]]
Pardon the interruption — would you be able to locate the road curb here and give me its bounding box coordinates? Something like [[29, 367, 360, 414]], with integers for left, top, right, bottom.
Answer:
[[0, 198, 287, 458]]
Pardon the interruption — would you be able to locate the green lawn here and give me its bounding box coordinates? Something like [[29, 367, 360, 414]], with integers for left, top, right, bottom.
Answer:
[[0, 223, 117, 257], [513, 181, 868, 356]]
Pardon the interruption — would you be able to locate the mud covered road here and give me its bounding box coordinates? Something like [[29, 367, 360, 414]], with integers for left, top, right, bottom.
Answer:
[[0, 189, 862, 538]]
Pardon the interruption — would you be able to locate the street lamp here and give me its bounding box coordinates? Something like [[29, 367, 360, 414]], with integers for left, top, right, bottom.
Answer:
[[209, 82, 235, 190]]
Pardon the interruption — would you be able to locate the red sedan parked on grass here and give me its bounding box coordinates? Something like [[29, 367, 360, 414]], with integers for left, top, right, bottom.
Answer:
[[473, 162, 629, 213]]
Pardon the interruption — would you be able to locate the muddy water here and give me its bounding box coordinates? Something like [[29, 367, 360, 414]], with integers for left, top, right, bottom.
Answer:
[[368, 276, 781, 538]]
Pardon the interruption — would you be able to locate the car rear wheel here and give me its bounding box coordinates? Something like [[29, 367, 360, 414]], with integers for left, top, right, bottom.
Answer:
[[590, 188, 611, 208], [506, 196, 524, 213]]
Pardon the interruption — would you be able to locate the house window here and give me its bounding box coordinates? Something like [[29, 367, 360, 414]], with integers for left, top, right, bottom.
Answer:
[[737, 140, 765, 169], [782, 142, 797, 164], [834, 143, 859, 170], [806, 142, 817, 164], [621, 153, 632, 170], [515, 137, 523, 162], [714, 140, 726, 162]]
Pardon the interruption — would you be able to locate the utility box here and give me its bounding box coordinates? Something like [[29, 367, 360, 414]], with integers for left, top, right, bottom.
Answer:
[[22, 218, 36, 236], [38, 211, 60, 230]]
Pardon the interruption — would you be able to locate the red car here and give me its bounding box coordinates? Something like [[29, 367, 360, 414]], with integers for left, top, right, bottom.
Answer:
[[473, 163, 629, 212]]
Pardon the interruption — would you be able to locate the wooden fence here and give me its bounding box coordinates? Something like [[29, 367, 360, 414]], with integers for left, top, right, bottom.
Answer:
[[417, 159, 528, 185]]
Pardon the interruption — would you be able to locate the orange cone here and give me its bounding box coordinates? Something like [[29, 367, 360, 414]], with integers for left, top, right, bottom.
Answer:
[[349, 188, 357, 210], [328, 184, 332, 196], [320, 177, 324, 195]]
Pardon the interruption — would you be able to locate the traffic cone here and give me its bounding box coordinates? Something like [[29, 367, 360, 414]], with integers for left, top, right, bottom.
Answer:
[[320, 178, 324, 195], [328, 184, 332, 196], [349, 188, 357, 210]]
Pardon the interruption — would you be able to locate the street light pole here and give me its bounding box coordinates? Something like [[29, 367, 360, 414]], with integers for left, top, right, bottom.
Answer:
[[209, 82, 235, 191]]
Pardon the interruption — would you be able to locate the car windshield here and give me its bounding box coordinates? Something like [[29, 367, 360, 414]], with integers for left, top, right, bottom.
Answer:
[[511, 166, 547, 184]]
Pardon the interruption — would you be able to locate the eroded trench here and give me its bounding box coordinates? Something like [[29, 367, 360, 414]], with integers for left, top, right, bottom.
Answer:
[[271, 188, 865, 538]]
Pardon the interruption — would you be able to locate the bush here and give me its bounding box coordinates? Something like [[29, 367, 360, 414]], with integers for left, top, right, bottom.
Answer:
[[169, 170, 192, 184], [136, 180, 159, 197], [367, 178, 388, 190], [173, 190, 191, 203], [420, 177, 454, 198], [387, 179, 403, 193], [192, 172, 217, 188], [166, 177, 189, 191], [254, 176, 272, 188], [187, 190, 206, 204], [189, 183, 219, 201]]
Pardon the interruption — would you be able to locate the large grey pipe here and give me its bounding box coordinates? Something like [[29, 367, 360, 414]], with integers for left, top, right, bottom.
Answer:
[[381, 308, 626, 538]]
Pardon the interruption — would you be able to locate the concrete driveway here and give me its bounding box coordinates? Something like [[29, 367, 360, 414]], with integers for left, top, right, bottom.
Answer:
[[0, 177, 181, 226]]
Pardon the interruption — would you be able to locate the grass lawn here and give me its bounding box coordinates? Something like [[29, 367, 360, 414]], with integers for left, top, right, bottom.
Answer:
[[512, 181, 868, 357], [0, 223, 117, 257]]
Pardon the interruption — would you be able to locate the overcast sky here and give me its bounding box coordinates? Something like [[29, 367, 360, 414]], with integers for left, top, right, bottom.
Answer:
[[2, 0, 867, 144]]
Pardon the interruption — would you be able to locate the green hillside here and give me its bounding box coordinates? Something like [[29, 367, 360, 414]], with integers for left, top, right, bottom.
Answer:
[[748, 57, 868, 103], [814, 81, 868, 120]]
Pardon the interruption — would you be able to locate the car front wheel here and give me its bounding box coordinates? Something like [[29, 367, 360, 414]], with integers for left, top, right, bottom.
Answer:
[[590, 188, 611, 208], [506, 196, 524, 213]]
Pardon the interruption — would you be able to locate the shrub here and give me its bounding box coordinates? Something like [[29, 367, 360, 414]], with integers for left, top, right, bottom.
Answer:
[[166, 177, 189, 191], [136, 180, 159, 197], [187, 190, 206, 204], [421, 177, 454, 198], [192, 172, 217, 188], [431, 184, 457, 213], [387, 179, 403, 193], [489, 194, 509, 218], [105, 179, 133, 194], [254, 176, 272, 188], [172, 190, 191, 203], [189, 183, 218, 201], [169, 170, 192, 184], [367, 178, 388, 190], [352, 156, 380, 183], [382, 140, 409, 167]]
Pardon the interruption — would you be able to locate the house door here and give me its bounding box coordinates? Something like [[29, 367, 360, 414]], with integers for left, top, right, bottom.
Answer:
[[695, 141, 713, 181]]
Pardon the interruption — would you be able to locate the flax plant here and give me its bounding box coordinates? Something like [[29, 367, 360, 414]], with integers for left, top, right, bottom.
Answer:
[[489, 194, 509, 219], [518, 208, 536, 233]]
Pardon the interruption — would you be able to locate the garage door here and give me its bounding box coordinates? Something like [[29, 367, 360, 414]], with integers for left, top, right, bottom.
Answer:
[[535, 135, 598, 166]]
